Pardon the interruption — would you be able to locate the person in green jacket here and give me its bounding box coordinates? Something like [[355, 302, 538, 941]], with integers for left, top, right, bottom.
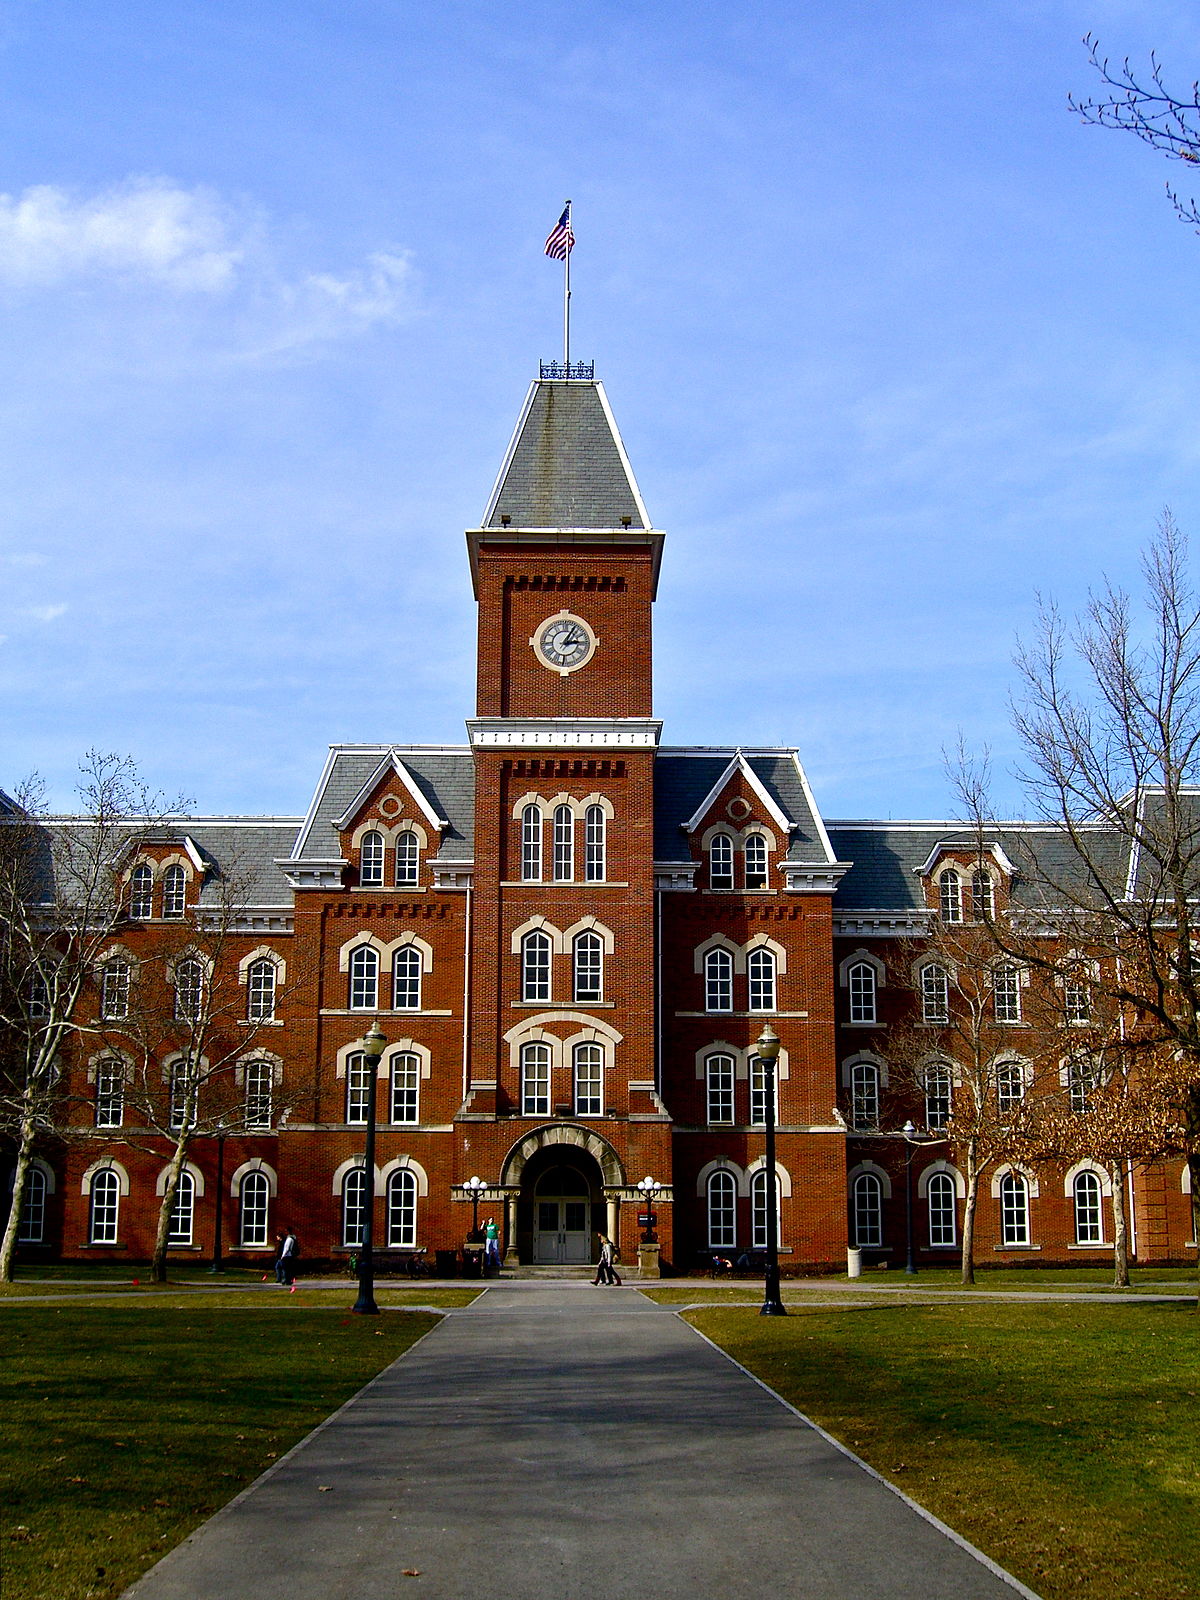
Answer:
[[483, 1216, 501, 1272]]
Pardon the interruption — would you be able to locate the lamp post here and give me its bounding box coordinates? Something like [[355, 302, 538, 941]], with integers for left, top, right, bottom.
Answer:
[[901, 1119, 918, 1277], [755, 1024, 787, 1317], [637, 1175, 660, 1243], [351, 1020, 387, 1316], [464, 1175, 486, 1238]]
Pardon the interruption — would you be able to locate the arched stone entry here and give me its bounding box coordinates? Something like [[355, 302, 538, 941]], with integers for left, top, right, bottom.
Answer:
[[500, 1125, 626, 1266]]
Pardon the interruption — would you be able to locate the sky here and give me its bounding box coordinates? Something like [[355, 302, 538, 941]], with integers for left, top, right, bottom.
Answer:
[[3, 0, 1200, 822]]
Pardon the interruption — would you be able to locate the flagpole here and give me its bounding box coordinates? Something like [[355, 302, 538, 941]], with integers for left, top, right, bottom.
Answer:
[[563, 199, 571, 370]]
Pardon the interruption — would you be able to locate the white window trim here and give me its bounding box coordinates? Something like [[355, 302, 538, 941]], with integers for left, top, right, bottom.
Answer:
[[238, 945, 287, 986], [744, 1155, 793, 1199], [378, 1155, 430, 1197], [81, 1158, 130, 1196], [990, 1163, 1040, 1199], [916, 1159, 966, 1200], [695, 1157, 745, 1196], [847, 1159, 893, 1201], [229, 1158, 278, 1198], [155, 1159, 206, 1199], [1063, 1159, 1113, 1198]]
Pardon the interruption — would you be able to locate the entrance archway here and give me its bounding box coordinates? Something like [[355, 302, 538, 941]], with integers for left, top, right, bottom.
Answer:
[[530, 1156, 595, 1264]]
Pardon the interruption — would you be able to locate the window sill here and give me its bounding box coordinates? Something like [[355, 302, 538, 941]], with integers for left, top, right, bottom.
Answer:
[[500, 881, 629, 889], [675, 1010, 809, 1020], [321, 1008, 453, 1017], [994, 1243, 1041, 1252], [351, 885, 427, 894], [238, 1019, 284, 1027], [511, 1000, 615, 1009], [80, 1241, 126, 1249], [1067, 1242, 1111, 1251]]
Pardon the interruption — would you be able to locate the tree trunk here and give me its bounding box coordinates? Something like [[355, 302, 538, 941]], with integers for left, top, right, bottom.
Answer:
[[0, 1116, 36, 1283], [150, 1136, 190, 1284], [961, 1142, 978, 1286], [1109, 1161, 1130, 1288], [1189, 1154, 1200, 1311]]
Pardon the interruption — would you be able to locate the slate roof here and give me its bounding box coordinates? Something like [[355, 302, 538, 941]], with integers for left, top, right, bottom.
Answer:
[[484, 381, 649, 530], [291, 746, 475, 863], [654, 750, 836, 864]]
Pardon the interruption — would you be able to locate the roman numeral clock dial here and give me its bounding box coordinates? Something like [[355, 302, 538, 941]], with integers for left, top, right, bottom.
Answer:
[[531, 611, 598, 676]]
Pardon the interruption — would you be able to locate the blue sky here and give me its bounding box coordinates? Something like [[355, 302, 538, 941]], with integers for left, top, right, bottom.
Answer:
[[3, 0, 1200, 821]]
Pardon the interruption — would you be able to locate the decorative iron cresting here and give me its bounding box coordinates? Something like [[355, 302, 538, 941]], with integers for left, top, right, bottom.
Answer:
[[539, 359, 595, 380]]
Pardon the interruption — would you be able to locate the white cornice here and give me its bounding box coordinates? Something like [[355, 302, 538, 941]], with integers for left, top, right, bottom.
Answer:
[[275, 858, 347, 890], [654, 860, 699, 892], [779, 860, 852, 894], [833, 910, 931, 937], [467, 718, 662, 750]]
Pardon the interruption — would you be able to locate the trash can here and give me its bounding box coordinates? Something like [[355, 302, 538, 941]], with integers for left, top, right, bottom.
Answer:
[[435, 1249, 458, 1278], [846, 1246, 862, 1279]]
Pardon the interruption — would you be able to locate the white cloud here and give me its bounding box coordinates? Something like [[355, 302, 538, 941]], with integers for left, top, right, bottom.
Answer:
[[24, 603, 68, 622], [0, 179, 242, 291]]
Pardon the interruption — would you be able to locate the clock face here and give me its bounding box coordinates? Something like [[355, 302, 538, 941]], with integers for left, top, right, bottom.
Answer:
[[533, 612, 597, 674]]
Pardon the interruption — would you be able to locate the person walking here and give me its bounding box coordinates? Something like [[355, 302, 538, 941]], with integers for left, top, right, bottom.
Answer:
[[592, 1233, 621, 1286], [272, 1233, 287, 1284], [278, 1228, 298, 1288], [483, 1216, 501, 1273]]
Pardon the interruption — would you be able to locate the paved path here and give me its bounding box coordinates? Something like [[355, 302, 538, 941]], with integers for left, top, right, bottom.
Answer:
[[125, 1283, 1036, 1600]]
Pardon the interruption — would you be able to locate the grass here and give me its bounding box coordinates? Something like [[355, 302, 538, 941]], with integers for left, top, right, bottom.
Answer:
[[1, 1301, 439, 1600], [687, 1299, 1200, 1600]]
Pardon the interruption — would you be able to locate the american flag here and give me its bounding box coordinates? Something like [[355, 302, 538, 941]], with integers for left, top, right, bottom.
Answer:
[[544, 204, 574, 260]]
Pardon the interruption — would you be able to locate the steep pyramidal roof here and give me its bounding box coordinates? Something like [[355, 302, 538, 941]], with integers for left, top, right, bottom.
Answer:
[[483, 379, 650, 530]]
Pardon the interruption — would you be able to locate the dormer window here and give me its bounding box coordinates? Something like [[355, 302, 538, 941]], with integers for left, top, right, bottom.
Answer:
[[162, 864, 187, 919], [360, 830, 385, 886], [970, 868, 994, 922], [939, 868, 962, 924], [709, 833, 734, 890], [744, 834, 768, 890], [129, 862, 153, 921], [394, 830, 419, 886]]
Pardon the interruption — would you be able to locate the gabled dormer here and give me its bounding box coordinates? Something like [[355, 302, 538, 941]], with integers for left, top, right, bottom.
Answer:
[[681, 750, 794, 894], [915, 839, 1016, 924]]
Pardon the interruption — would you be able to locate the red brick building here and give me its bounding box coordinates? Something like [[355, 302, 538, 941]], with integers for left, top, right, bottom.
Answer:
[[10, 368, 1197, 1272]]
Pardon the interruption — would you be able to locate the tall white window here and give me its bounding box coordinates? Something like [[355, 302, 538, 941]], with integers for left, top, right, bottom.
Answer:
[[89, 1169, 120, 1244], [1073, 1170, 1104, 1244], [709, 833, 734, 889], [393, 946, 422, 1011], [360, 830, 385, 885], [521, 804, 543, 881], [349, 946, 379, 1011], [394, 830, 419, 886], [174, 959, 205, 1024], [995, 1059, 1025, 1114], [744, 834, 768, 890], [706, 1053, 735, 1125], [239, 1171, 270, 1248], [342, 1168, 368, 1248], [927, 1171, 957, 1246], [18, 1168, 46, 1245], [749, 1054, 771, 1127], [521, 1041, 551, 1116], [707, 1169, 737, 1249], [1000, 1171, 1030, 1246], [346, 1052, 371, 1125], [100, 959, 131, 1021], [923, 1062, 952, 1130], [169, 1059, 196, 1132], [129, 862, 153, 920], [390, 1052, 419, 1124], [95, 1060, 125, 1129], [522, 931, 552, 1002], [751, 1170, 779, 1251], [574, 1041, 603, 1115], [748, 948, 776, 1014], [168, 1171, 195, 1245], [584, 805, 606, 882], [920, 963, 949, 1025], [994, 965, 1022, 1024], [970, 868, 994, 922], [573, 931, 603, 1003], [244, 1059, 273, 1129], [1068, 1056, 1095, 1115], [847, 961, 876, 1024], [853, 1172, 882, 1248], [553, 804, 574, 881], [388, 1170, 417, 1248], [247, 958, 277, 1022], [162, 864, 187, 919], [705, 948, 734, 1013], [1064, 976, 1091, 1024], [850, 1061, 880, 1130], [939, 868, 962, 924]]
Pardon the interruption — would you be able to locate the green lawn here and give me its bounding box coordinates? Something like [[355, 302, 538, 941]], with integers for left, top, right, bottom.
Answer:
[[1, 1302, 439, 1600], [688, 1299, 1200, 1600]]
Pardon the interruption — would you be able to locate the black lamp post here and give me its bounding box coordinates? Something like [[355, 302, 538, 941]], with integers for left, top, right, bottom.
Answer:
[[755, 1023, 787, 1317], [464, 1175, 485, 1236], [901, 1119, 918, 1277], [351, 1020, 387, 1316], [637, 1175, 660, 1243]]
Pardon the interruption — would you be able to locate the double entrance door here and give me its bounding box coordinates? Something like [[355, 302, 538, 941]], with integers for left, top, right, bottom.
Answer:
[[532, 1163, 594, 1264]]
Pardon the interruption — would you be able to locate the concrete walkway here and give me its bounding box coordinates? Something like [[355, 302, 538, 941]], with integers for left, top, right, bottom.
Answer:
[[125, 1283, 1037, 1600]]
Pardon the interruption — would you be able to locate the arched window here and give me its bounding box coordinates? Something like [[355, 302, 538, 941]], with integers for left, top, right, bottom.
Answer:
[[94, 1059, 125, 1129], [920, 963, 949, 1025], [584, 805, 606, 882], [927, 1171, 957, 1246], [852, 1172, 882, 1248], [169, 1058, 196, 1132], [521, 804, 543, 881], [1073, 1170, 1104, 1245], [129, 862, 153, 920], [345, 1052, 371, 1125], [162, 863, 187, 919], [349, 945, 379, 1011], [168, 1170, 195, 1245], [174, 958, 205, 1023], [999, 1171, 1030, 1246], [342, 1168, 368, 1248], [89, 1169, 120, 1244], [394, 830, 419, 886], [748, 948, 776, 1014], [707, 1169, 737, 1249], [850, 1061, 880, 1131], [573, 931, 603, 1003], [744, 834, 768, 890], [393, 946, 422, 1011], [751, 1169, 779, 1251], [244, 1060, 273, 1129], [749, 1054, 771, 1127], [387, 1169, 418, 1249], [709, 833, 734, 890], [18, 1167, 46, 1245], [360, 830, 385, 885], [939, 868, 962, 924], [993, 964, 1022, 1024], [239, 1171, 270, 1248], [1064, 975, 1091, 1024], [970, 868, 994, 922], [247, 958, 277, 1022], [553, 804, 574, 881], [704, 948, 734, 1013], [995, 1059, 1025, 1114], [847, 961, 876, 1024], [389, 1052, 419, 1124], [923, 1062, 952, 1131], [573, 1041, 603, 1115], [520, 1041, 551, 1116], [1068, 1056, 1095, 1115], [100, 959, 131, 1021], [521, 930, 552, 1003], [706, 1053, 735, 1125]]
